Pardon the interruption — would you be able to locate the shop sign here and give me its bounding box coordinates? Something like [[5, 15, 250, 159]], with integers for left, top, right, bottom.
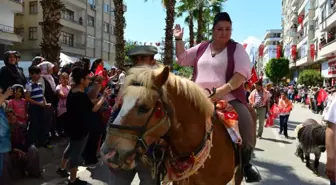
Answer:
[[329, 61, 336, 75]]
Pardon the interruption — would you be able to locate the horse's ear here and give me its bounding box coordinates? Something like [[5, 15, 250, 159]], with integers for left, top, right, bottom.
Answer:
[[153, 66, 170, 87]]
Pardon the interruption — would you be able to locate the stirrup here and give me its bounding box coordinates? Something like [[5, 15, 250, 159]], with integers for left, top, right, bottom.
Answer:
[[243, 163, 261, 183]]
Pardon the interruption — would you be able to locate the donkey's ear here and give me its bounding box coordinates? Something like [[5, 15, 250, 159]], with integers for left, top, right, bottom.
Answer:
[[153, 66, 170, 87]]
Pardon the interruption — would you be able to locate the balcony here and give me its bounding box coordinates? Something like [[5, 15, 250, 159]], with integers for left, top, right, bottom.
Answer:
[[319, 34, 336, 57], [291, 12, 298, 23], [60, 15, 86, 32], [62, 0, 86, 9], [291, 0, 299, 7], [296, 55, 308, 66], [320, 9, 336, 32], [0, 24, 22, 44], [264, 37, 281, 45], [6, 0, 23, 13], [298, 0, 308, 16], [60, 42, 85, 56]]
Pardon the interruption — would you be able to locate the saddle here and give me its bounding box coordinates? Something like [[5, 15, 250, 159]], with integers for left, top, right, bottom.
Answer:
[[214, 100, 242, 145]]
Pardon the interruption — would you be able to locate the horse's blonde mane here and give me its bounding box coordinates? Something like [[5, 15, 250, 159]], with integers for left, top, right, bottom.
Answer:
[[124, 66, 213, 117]]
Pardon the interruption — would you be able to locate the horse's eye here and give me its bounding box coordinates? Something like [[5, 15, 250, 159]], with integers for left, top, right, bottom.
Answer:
[[138, 105, 150, 114]]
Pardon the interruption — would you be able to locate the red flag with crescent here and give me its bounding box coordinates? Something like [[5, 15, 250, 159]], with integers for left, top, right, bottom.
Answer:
[[247, 67, 258, 88], [243, 43, 248, 49]]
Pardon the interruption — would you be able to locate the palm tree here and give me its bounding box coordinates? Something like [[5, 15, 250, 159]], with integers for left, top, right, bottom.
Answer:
[[113, 0, 126, 68], [176, 0, 196, 47], [194, 0, 225, 43], [162, 0, 176, 66], [39, 0, 65, 63]]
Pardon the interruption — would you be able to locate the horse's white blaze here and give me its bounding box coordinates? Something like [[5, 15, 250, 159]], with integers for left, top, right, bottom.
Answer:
[[112, 96, 137, 125]]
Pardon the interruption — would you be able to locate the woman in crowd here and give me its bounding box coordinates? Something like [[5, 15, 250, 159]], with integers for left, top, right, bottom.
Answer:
[[0, 51, 27, 92], [278, 91, 293, 138], [56, 66, 110, 185]]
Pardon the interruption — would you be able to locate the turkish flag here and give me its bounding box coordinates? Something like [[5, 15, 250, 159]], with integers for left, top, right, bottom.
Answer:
[[95, 65, 108, 88], [247, 67, 258, 88], [243, 43, 248, 49]]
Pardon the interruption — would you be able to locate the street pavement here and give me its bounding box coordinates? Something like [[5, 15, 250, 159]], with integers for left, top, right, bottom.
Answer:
[[15, 103, 330, 185]]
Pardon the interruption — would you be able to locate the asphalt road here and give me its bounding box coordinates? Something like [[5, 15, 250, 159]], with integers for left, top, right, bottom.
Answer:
[[15, 103, 330, 185]]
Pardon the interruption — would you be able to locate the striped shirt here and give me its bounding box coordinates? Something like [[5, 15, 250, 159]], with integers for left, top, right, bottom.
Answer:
[[254, 91, 264, 108], [25, 81, 44, 103]]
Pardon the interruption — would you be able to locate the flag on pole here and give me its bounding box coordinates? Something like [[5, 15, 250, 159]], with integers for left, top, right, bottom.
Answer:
[[247, 67, 258, 88]]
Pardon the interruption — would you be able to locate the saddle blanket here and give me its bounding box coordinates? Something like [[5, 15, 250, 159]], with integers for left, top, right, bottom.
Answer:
[[215, 100, 242, 144]]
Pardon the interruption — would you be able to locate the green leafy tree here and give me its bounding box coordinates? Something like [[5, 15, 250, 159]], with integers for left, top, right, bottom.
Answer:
[[265, 58, 290, 84], [123, 41, 136, 65], [173, 61, 193, 78], [297, 69, 323, 86]]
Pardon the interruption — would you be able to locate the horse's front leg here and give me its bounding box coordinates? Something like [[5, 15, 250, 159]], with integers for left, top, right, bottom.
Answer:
[[305, 153, 310, 168], [313, 151, 321, 175]]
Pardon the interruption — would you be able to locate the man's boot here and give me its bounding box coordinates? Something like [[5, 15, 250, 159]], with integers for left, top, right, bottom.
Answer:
[[242, 149, 261, 183]]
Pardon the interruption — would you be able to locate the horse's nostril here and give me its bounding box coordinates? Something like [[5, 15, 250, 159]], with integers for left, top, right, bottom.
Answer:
[[114, 151, 120, 160]]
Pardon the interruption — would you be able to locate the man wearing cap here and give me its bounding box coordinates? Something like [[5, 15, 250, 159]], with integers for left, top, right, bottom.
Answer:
[[102, 45, 158, 185]]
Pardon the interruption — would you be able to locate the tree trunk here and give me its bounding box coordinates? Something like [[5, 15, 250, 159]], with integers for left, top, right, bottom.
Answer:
[[39, 0, 64, 63], [196, 7, 204, 44], [188, 12, 194, 47], [163, 0, 176, 68], [113, 0, 125, 68]]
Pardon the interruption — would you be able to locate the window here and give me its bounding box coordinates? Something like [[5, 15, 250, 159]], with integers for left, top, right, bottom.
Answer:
[[60, 31, 74, 47], [87, 15, 95, 26], [104, 22, 110, 32], [29, 1, 38, 14], [104, 3, 110, 13], [110, 8, 115, 16], [87, 35, 95, 48], [15, 27, 24, 36], [28, 27, 37, 40], [110, 26, 114, 34], [304, 3, 310, 17], [62, 9, 75, 21], [321, 5, 326, 23], [88, 0, 95, 5], [103, 40, 109, 52]]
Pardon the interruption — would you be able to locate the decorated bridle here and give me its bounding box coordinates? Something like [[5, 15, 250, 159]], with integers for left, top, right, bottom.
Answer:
[[107, 81, 171, 166]]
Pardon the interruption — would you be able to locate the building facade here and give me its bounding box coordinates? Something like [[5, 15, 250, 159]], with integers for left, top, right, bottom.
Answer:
[[0, 0, 23, 60], [282, 0, 336, 86], [12, 0, 126, 64], [260, 29, 282, 80]]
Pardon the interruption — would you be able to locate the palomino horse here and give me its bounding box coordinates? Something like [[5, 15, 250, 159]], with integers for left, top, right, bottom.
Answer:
[[103, 65, 242, 184]]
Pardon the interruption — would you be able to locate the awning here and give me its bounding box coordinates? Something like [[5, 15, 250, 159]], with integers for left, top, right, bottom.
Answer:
[[0, 39, 13, 45]]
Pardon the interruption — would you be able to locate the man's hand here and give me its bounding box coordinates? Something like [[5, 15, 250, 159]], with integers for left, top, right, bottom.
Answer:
[[326, 157, 336, 182]]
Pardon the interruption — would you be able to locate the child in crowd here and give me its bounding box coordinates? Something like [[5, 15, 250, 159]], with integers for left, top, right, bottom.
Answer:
[[0, 87, 13, 184], [56, 72, 70, 137], [25, 66, 52, 148], [6, 109, 42, 179], [7, 85, 27, 127]]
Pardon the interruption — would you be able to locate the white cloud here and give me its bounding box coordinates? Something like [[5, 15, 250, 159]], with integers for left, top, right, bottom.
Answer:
[[241, 36, 263, 65]]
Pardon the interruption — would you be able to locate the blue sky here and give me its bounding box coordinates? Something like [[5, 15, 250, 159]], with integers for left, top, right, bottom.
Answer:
[[124, 0, 282, 44]]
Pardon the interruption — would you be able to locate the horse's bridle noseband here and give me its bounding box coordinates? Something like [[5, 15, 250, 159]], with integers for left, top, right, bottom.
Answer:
[[108, 82, 171, 156]]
